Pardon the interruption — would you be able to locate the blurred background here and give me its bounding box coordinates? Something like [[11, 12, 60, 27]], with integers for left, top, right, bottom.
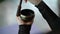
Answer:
[[0, 0, 59, 34]]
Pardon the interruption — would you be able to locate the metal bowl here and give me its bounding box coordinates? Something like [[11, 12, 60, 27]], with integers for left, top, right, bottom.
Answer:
[[20, 9, 35, 22]]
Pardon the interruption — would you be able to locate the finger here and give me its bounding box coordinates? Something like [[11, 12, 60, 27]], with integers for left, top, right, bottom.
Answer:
[[16, 16, 24, 25]]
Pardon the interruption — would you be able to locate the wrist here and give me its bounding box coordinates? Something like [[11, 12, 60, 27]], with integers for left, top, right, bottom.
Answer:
[[18, 20, 33, 25], [18, 23, 32, 25], [29, 0, 42, 5], [35, 0, 43, 6], [35, 0, 42, 5]]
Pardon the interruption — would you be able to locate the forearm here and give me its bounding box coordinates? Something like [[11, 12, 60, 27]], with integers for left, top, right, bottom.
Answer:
[[36, 1, 58, 22], [28, 0, 60, 33], [35, 1, 59, 30], [18, 25, 31, 34]]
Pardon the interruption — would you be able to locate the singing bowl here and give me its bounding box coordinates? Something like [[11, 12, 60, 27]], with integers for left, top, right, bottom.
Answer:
[[20, 9, 35, 22]]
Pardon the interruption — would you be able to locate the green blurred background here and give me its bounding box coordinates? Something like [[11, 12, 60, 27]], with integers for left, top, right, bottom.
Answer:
[[0, 0, 5, 3]]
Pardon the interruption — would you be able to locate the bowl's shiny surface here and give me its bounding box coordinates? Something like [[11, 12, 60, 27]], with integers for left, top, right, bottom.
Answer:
[[20, 9, 35, 22]]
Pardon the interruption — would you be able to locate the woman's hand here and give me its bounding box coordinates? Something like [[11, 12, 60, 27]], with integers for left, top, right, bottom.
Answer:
[[16, 16, 34, 25], [25, 0, 42, 5]]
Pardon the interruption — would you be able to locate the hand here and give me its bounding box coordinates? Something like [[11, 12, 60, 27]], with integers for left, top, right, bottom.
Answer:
[[16, 16, 34, 25], [25, 0, 42, 5]]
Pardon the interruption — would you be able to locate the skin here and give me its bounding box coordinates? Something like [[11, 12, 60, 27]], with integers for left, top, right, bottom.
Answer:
[[27, 0, 42, 5], [16, 16, 34, 25]]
